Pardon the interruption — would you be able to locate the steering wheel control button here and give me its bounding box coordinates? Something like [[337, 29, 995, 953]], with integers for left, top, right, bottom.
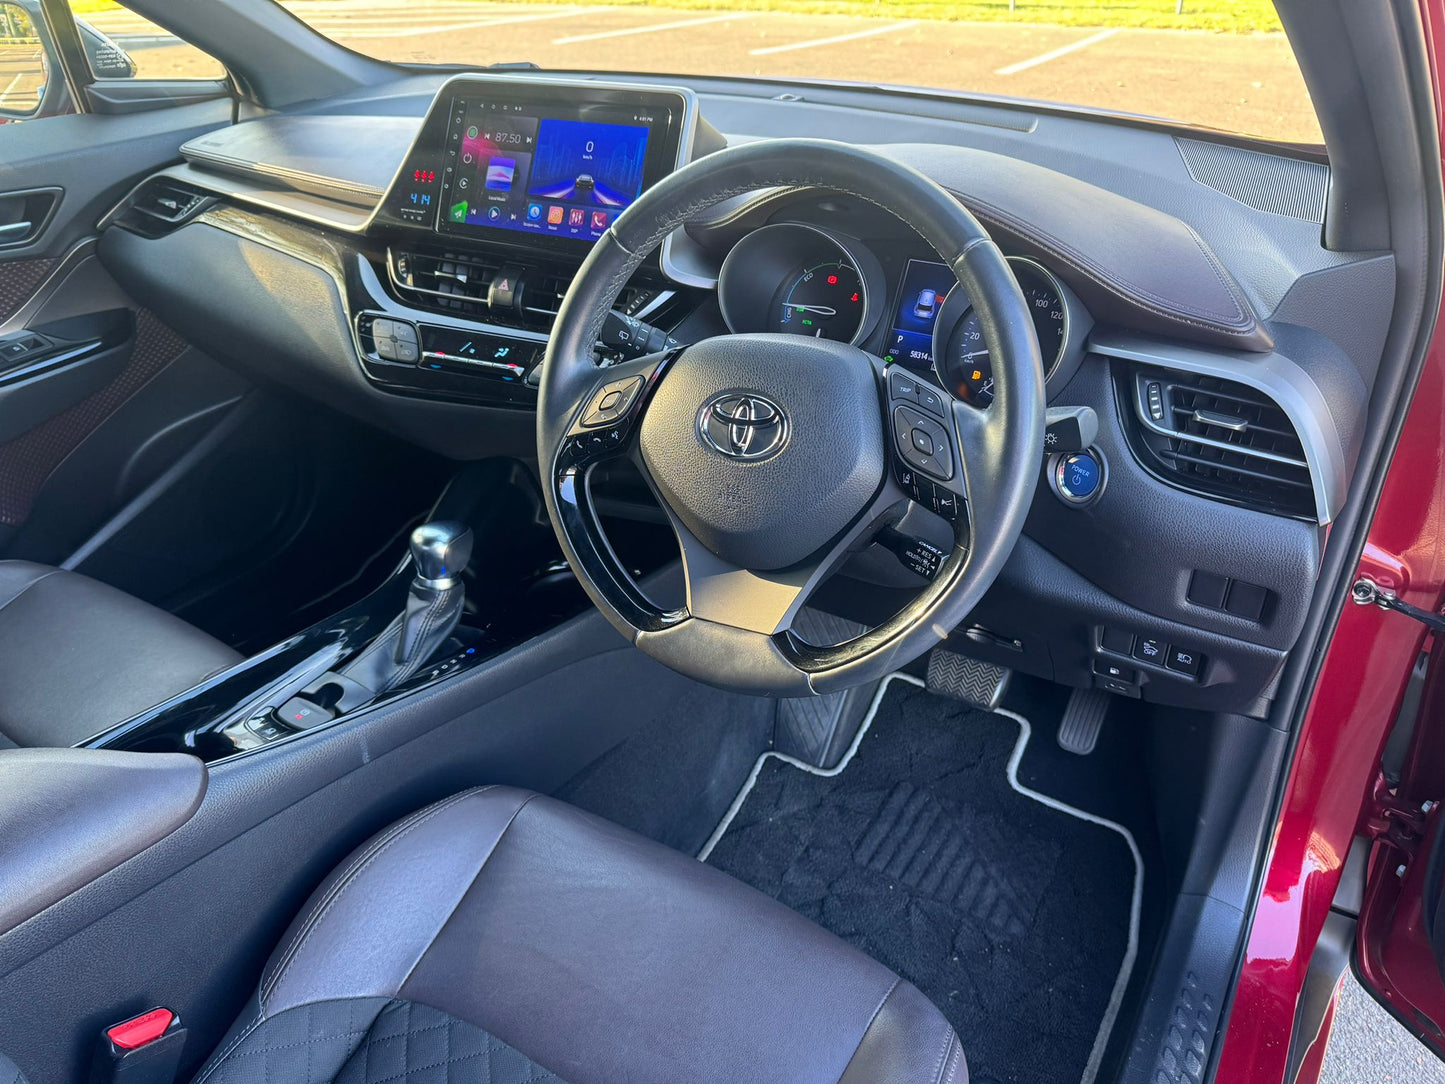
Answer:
[[1132, 637, 1166, 665], [931, 489, 960, 519], [574, 428, 625, 460], [888, 370, 921, 403], [892, 404, 954, 481], [1165, 645, 1204, 678], [1051, 450, 1104, 505], [581, 376, 645, 428], [914, 385, 947, 419]]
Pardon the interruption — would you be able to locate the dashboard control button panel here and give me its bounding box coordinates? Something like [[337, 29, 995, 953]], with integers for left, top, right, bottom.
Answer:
[[356, 311, 544, 406]]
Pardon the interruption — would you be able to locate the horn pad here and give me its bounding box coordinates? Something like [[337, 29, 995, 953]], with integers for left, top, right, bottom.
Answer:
[[639, 334, 886, 571]]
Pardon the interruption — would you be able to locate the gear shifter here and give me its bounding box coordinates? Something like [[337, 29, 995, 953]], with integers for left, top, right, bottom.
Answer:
[[340, 521, 474, 694], [409, 521, 472, 589]]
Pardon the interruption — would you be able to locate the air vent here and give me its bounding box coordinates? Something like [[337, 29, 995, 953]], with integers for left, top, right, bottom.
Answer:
[[387, 247, 654, 330], [112, 178, 213, 237], [389, 248, 504, 319], [135, 180, 208, 222], [1126, 365, 1316, 519]]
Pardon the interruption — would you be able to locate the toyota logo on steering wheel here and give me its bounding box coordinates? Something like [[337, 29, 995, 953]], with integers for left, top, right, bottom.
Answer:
[[698, 393, 790, 461]]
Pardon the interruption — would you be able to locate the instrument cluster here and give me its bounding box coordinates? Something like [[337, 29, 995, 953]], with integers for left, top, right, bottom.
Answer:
[[715, 222, 1091, 405]]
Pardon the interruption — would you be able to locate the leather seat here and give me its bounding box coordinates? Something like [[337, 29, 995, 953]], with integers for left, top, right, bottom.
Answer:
[[0, 561, 240, 748], [195, 787, 967, 1084]]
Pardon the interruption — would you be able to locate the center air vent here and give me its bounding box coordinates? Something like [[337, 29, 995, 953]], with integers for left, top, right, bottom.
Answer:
[[1124, 365, 1316, 520], [387, 248, 652, 330]]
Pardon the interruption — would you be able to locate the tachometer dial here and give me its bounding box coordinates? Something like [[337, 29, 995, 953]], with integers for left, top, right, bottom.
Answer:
[[775, 261, 864, 340]]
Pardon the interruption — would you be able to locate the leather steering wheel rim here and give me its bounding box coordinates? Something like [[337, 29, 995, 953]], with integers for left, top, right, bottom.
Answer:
[[539, 138, 1044, 697]]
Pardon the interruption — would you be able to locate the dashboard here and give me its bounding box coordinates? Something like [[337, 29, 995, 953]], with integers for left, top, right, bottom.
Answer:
[[93, 70, 1386, 722]]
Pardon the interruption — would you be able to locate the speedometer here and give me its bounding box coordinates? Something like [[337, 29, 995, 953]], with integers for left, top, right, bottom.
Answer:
[[934, 258, 1073, 407], [775, 261, 865, 340]]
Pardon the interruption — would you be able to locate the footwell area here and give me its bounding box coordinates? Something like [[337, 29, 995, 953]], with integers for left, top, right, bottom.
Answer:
[[701, 676, 1141, 1084]]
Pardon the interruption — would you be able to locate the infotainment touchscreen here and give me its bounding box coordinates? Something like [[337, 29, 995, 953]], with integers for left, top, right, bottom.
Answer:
[[385, 79, 692, 252]]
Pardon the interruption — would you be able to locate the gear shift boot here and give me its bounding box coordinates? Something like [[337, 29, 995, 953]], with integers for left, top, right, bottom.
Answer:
[[339, 521, 474, 695]]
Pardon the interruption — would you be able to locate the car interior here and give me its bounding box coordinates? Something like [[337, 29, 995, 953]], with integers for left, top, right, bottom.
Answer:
[[0, 0, 1440, 1081]]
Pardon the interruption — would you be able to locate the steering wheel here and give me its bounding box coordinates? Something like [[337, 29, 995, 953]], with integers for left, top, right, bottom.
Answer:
[[539, 139, 1044, 697]]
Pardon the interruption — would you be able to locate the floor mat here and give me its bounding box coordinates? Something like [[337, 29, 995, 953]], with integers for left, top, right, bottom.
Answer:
[[700, 675, 1141, 1084]]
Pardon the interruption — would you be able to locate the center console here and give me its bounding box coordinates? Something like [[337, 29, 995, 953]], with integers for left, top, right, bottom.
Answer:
[[356, 76, 704, 404]]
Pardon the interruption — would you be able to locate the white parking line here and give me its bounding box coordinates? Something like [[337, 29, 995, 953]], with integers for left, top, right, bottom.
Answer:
[[553, 13, 742, 46], [337, 8, 594, 39], [993, 27, 1118, 75], [749, 19, 918, 56]]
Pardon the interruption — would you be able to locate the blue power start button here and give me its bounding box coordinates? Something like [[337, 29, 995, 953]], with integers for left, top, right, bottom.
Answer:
[[1055, 451, 1103, 503]]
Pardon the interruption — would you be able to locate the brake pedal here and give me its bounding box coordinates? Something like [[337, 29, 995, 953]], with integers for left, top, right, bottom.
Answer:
[[925, 648, 1010, 709], [1057, 686, 1110, 755]]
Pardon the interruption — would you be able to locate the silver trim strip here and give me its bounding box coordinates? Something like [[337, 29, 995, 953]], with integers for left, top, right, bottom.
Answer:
[[420, 351, 526, 377], [0, 237, 98, 336]]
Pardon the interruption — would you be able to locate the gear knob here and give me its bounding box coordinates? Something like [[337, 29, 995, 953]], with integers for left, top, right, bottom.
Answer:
[[409, 521, 473, 589]]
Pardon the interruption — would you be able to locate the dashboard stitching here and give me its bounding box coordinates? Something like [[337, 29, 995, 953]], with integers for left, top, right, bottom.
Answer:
[[958, 196, 1254, 334], [692, 184, 1260, 341]]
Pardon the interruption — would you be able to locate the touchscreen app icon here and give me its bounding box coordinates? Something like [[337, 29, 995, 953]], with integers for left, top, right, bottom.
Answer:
[[568, 208, 585, 227], [546, 205, 564, 225], [449, 200, 468, 223], [486, 157, 516, 191], [527, 203, 543, 221], [590, 210, 609, 230]]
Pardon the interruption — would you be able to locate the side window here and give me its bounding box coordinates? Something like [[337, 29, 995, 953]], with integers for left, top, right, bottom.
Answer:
[[0, 2, 48, 117], [68, 2, 224, 81]]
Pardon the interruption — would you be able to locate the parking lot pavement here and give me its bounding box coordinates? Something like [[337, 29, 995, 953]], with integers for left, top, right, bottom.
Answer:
[[85, 0, 1320, 142], [1322, 974, 1445, 1084]]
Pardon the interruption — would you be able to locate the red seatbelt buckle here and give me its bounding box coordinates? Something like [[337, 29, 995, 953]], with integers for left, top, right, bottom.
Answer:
[[91, 1007, 186, 1084]]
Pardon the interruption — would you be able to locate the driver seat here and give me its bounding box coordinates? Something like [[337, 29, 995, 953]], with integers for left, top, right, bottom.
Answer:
[[194, 787, 966, 1084]]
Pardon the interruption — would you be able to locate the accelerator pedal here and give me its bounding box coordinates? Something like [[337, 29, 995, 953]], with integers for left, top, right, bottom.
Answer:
[[1057, 686, 1110, 755], [925, 648, 1010, 710]]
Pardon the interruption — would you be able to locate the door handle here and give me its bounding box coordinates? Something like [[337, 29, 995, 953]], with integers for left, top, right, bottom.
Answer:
[[0, 187, 60, 248]]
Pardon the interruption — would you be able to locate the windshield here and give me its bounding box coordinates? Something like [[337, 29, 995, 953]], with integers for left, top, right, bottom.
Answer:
[[87, 0, 1321, 144]]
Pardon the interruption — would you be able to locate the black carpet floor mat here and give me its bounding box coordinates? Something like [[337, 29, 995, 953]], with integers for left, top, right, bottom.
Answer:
[[702, 677, 1140, 1084]]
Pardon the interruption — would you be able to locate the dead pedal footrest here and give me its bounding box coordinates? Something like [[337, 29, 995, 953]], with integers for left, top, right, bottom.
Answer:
[[925, 648, 1010, 709]]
